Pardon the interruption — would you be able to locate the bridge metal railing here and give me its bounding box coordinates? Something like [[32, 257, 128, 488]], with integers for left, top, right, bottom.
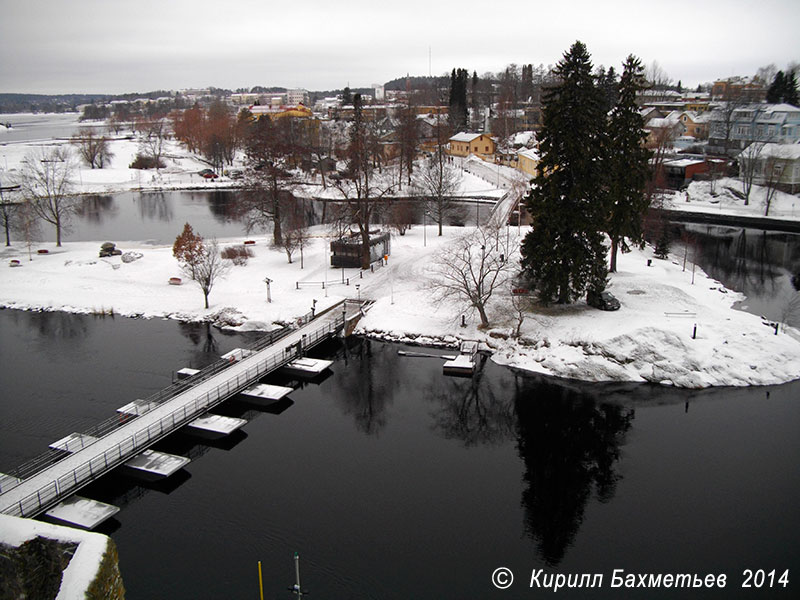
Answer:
[[1, 313, 344, 518], [1, 325, 295, 489]]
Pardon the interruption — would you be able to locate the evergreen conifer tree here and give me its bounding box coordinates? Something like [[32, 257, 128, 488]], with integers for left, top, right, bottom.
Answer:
[[766, 71, 785, 104], [448, 68, 469, 132], [520, 41, 608, 304], [605, 55, 651, 272], [784, 71, 799, 106]]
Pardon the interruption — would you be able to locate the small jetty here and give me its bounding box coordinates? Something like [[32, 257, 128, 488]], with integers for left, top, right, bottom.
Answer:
[[123, 449, 190, 479], [281, 357, 333, 378], [186, 414, 247, 438], [44, 495, 120, 530], [443, 341, 480, 376], [176, 367, 200, 380], [238, 383, 294, 404]]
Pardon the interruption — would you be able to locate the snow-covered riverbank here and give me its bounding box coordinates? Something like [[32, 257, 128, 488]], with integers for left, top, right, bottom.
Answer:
[[2, 223, 799, 389]]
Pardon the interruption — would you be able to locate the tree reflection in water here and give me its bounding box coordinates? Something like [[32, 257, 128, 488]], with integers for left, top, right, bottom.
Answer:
[[136, 192, 173, 222], [514, 376, 634, 566], [75, 195, 116, 225], [206, 190, 241, 224], [331, 338, 392, 436], [428, 354, 516, 446], [24, 309, 91, 342], [673, 225, 800, 325]]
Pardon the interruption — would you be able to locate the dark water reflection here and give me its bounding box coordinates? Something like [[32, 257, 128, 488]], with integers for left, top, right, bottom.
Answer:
[[669, 224, 800, 325], [47, 190, 251, 244], [515, 377, 634, 567], [56, 189, 492, 246], [0, 312, 798, 598]]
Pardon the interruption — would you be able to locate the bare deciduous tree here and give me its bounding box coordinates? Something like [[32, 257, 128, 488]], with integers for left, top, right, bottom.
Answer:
[[279, 198, 311, 266], [0, 178, 22, 246], [18, 146, 77, 246], [386, 200, 418, 236], [72, 130, 114, 169], [241, 117, 298, 246], [762, 153, 787, 217], [739, 140, 768, 205], [17, 199, 41, 260], [335, 94, 396, 269], [429, 225, 514, 328], [140, 117, 167, 168], [417, 147, 462, 236], [173, 223, 230, 309]]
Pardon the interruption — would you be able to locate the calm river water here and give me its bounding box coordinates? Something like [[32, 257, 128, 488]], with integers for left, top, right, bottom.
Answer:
[[0, 310, 798, 599], [1, 190, 799, 598]]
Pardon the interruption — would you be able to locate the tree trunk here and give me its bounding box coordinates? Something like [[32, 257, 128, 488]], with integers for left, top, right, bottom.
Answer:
[[360, 227, 371, 270], [203, 290, 209, 309], [476, 304, 489, 328], [272, 202, 283, 246], [610, 238, 619, 273]]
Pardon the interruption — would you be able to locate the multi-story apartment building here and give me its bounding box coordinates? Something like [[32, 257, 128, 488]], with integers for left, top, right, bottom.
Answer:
[[708, 103, 800, 155]]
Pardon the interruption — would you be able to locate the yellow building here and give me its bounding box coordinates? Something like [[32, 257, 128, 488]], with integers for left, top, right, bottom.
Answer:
[[678, 111, 711, 140], [448, 132, 496, 157], [516, 148, 539, 177], [250, 104, 313, 119]]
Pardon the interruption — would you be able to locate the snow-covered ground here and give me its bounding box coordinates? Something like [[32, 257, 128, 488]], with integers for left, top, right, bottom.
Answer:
[[3, 113, 800, 389], [1, 113, 510, 201], [1, 123, 238, 195], [663, 177, 800, 222], [2, 222, 799, 389], [0, 513, 111, 600]]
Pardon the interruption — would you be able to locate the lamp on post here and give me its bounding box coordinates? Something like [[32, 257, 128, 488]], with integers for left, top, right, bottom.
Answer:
[[264, 277, 273, 303]]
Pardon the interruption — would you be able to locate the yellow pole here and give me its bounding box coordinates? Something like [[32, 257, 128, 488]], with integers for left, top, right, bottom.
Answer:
[[258, 561, 264, 600]]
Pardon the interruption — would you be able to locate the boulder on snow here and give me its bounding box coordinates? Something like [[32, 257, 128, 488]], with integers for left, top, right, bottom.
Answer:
[[99, 242, 122, 258], [121, 252, 143, 263]]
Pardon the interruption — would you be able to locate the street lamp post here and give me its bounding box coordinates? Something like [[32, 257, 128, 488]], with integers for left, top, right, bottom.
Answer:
[[264, 277, 272, 303]]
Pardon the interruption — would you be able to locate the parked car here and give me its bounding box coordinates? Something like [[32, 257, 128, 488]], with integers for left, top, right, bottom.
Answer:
[[587, 290, 620, 311], [198, 169, 218, 179]]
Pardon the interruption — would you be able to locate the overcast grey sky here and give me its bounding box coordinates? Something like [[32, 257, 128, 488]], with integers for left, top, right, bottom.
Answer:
[[2, 0, 799, 94]]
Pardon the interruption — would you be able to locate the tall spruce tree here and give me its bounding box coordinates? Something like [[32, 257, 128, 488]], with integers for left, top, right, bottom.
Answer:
[[520, 41, 608, 304], [448, 68, 469, 132], [785, 71, 799, 106], [766, 70, 799, 106], [605, 55, 651, 272], [766, 71, 785, 103]]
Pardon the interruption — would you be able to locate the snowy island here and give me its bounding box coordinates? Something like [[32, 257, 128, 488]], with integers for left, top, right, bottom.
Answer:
[[2, 223, 799, 389]]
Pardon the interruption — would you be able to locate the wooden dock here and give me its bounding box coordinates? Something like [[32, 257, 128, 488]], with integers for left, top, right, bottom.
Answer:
[[0, 300, 357, 521]]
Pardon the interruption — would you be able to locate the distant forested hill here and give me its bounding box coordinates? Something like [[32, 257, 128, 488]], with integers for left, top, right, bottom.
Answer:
[[0, 93, 112, 113]]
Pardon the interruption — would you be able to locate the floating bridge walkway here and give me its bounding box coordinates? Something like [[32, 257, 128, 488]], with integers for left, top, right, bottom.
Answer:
[[0, 300, 358, 520]]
